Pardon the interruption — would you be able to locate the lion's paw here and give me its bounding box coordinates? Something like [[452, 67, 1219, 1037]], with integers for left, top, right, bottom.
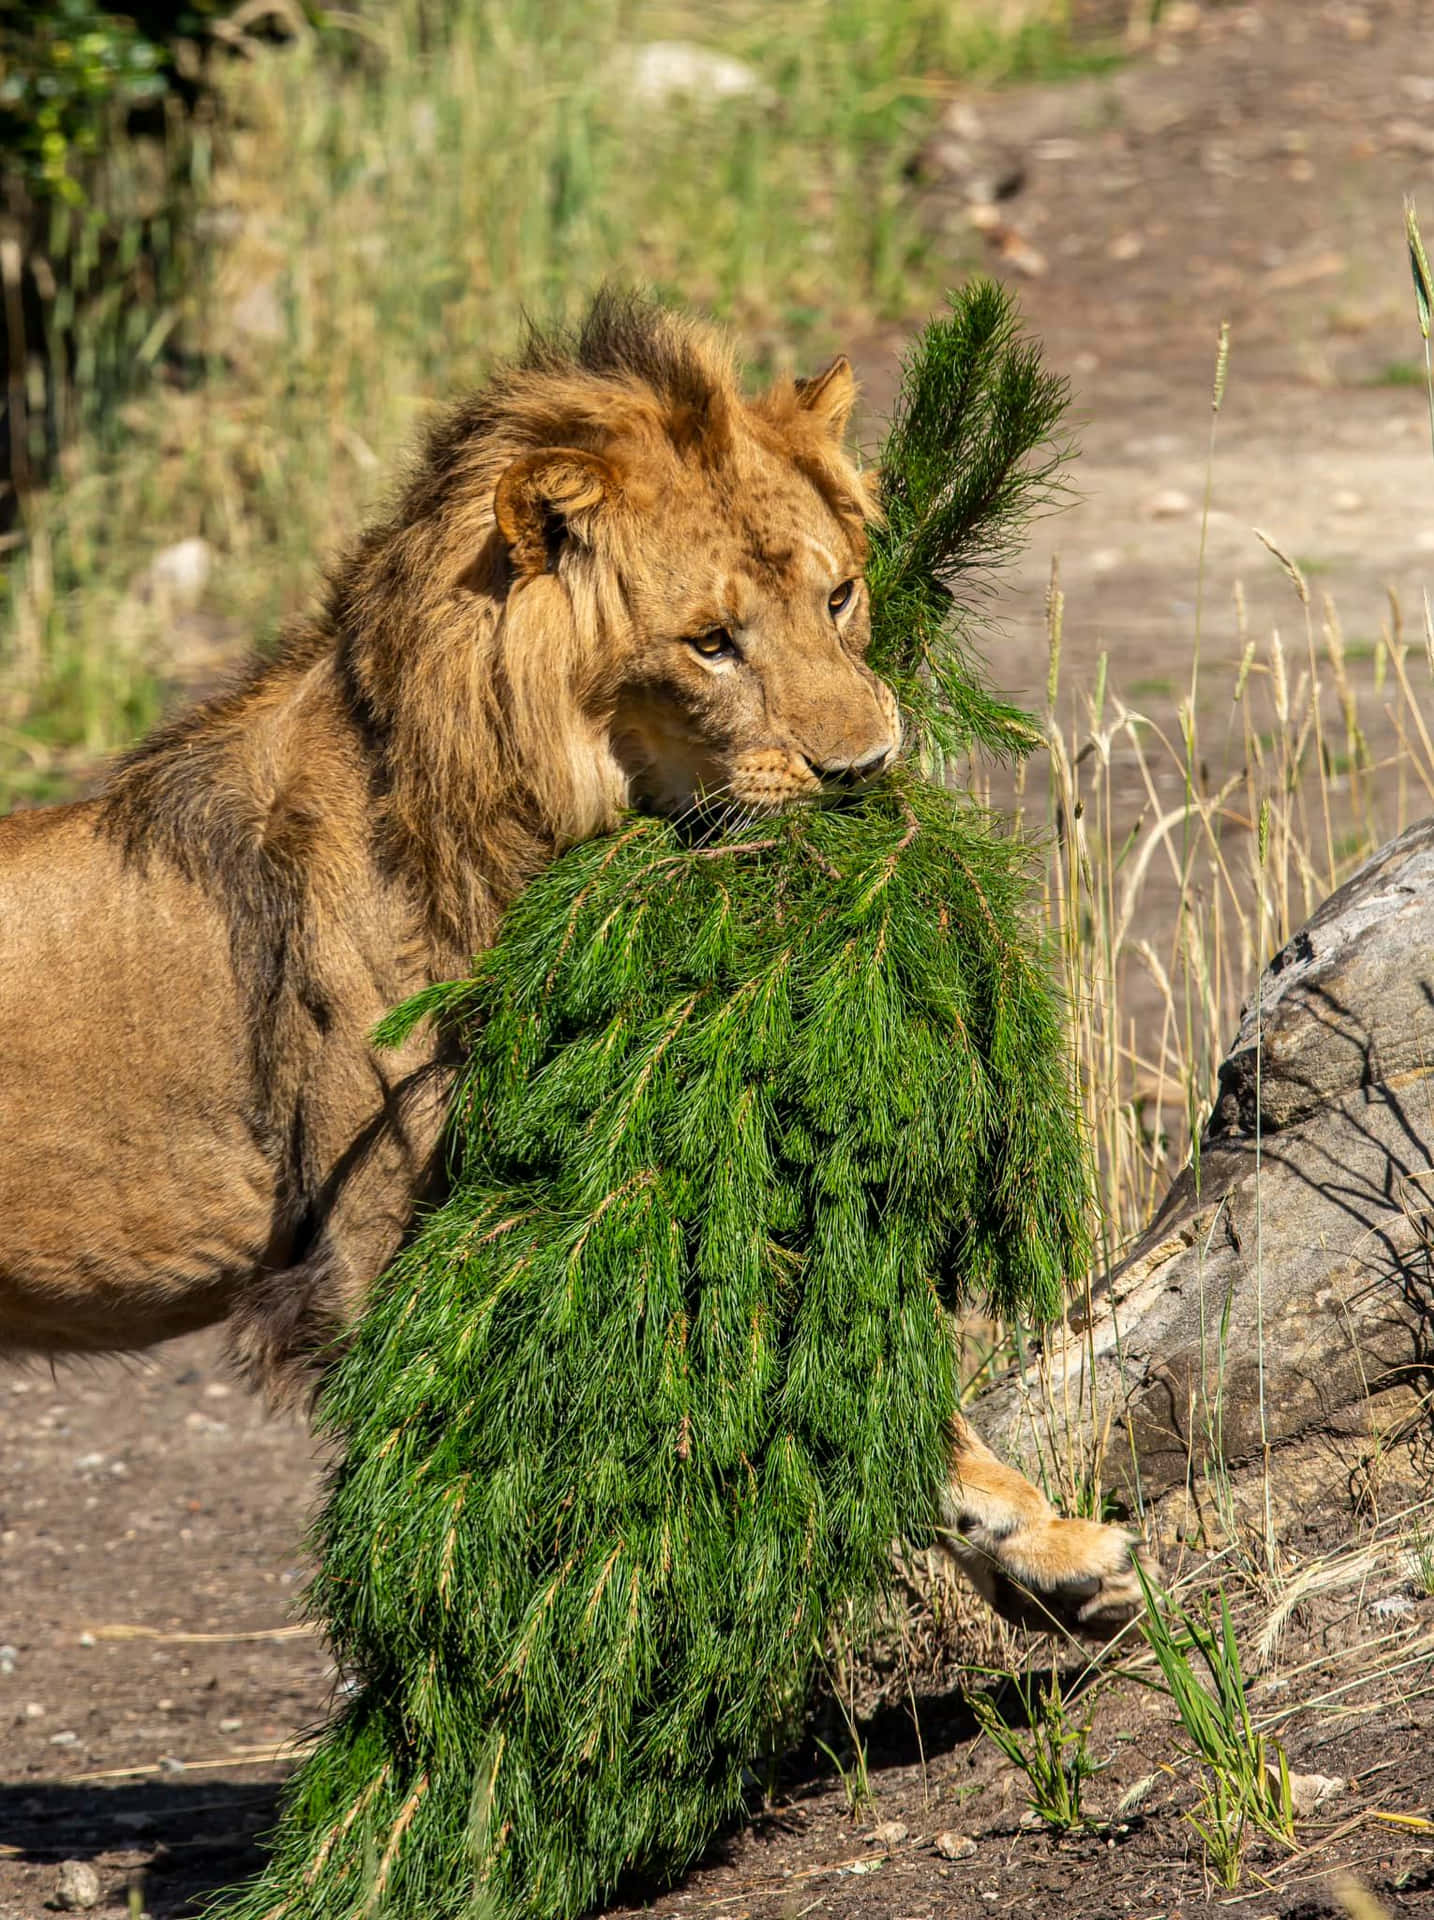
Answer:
[[950, 1512, 1155, 1642]]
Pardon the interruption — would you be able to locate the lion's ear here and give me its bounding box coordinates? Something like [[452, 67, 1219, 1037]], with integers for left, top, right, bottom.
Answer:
[[794, 355, 857, 440], [493, 447, 619, 576]]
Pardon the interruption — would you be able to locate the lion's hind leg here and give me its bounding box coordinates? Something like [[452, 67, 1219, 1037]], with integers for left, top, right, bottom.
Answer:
[[937, 1414, 1152, 1642]]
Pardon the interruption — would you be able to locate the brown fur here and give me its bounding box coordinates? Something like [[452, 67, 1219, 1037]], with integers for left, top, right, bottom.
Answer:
[[0, 292, 1146, 1636]]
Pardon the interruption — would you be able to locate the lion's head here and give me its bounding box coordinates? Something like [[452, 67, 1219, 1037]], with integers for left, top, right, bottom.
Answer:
[[336, 293, 900, 950], [486, 307, 901, 821]]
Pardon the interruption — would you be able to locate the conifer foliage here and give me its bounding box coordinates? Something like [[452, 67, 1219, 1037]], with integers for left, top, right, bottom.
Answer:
[[866, 276, 1068, 762], [213, 282, 1090, 1920]]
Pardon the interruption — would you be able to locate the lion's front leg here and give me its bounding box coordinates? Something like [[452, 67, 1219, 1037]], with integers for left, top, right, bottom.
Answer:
[[937, 1413, 1152, 1641]]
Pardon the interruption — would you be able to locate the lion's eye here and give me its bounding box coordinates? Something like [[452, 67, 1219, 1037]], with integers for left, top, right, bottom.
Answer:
[[689, 627, 736, 660], [828, 579, 856, 617]]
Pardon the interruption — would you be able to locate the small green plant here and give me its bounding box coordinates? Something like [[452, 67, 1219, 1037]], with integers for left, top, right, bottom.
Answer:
[[1403, 1519, 1434, 1598], [814, 1625, 876, 1820], [1371, 359, 1426, 388], [970, 1666, 1101, 1833], [814, 1733, 874, 1820], [1138, 1573, 1295, 1889]]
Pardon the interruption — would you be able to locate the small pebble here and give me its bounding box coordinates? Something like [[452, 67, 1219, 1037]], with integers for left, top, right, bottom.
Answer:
[[142, 536, 213, 611], [933, 1830, 977, 1861], [1370, 1594, 1416, 1619], [219, 1716, 244, 1733], [866, 1819, 907, 1849], [184, 1410, 228, 1434], [1145, 488, 1194, 519], [1282, 1767, 1347, 1818], [996, 232, 1047, 279], [53, 1860, 102, 1911], [49, 1730, 78, 1747], [25, 1701, 46, 1719], [0, 1643, 17, 1674]]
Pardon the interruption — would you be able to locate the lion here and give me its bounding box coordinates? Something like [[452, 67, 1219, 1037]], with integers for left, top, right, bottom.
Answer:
[[0, 292, 1145, 1640]]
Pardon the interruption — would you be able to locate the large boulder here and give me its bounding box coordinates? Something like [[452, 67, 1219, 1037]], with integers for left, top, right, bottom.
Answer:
[[977, 818, 1434, 1520]]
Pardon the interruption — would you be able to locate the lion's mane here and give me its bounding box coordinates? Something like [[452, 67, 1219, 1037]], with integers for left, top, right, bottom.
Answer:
[[103, 292, 869, 986]]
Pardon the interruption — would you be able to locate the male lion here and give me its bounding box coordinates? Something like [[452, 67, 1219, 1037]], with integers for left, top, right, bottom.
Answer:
[[0, 294, 1144, 1639]]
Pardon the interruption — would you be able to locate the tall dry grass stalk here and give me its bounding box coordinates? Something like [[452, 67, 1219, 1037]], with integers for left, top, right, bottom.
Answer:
[[980, 546, 1434, 1524], [1405, 199, 1434, 469], [1039, 582, 1434, 1230]]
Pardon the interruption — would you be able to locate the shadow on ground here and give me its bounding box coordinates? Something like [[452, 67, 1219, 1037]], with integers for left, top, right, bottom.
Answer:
[[0, 1780, 281, 1916]]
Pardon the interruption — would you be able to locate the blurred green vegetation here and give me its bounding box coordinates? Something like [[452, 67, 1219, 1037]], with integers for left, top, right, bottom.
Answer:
[[0, 0, 1115, 809], [1, 3, 174, 204]]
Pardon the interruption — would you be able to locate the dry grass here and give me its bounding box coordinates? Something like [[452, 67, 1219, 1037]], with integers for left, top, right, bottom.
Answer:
[[1032, 566, 1434, 1264], [934, 318, 1434, 1891]]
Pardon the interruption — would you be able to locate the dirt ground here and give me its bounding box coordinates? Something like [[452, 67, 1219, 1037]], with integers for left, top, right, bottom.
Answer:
[[7, 3, 1434, 1916]]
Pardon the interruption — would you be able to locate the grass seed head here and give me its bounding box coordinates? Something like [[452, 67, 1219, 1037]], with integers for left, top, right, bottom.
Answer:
[[1406, 198, 1433, 340]]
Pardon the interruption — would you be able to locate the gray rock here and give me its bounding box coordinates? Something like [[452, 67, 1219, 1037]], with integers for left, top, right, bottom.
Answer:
[[1281, 1768, 1346, 1818], [230, 276, 284, 344], [977, 818, 1434, 1506], [623, 42, 772, 112], [933, 1830, 977, 1860], [52, 1862, 102, 1912], [139, 537, 213, 612], [866, 1819, 907, 1848]]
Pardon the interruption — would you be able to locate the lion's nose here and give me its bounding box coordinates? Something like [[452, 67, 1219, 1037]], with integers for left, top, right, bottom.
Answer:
[[809, 744, 896, 789]]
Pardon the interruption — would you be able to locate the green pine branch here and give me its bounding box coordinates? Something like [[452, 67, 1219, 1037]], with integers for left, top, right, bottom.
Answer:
[[207, 285, 1092, 1920], [867, 277, 1071, 764]]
